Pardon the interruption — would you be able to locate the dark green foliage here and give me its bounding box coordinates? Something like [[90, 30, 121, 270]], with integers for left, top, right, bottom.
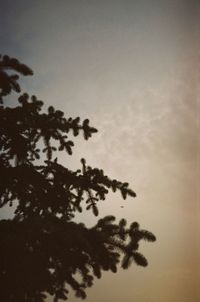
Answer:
[[0, 55, 156, 301], [0, 55, 33, 101]]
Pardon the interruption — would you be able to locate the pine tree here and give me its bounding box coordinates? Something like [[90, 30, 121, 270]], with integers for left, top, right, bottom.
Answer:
[[0, 55, 156, 302]]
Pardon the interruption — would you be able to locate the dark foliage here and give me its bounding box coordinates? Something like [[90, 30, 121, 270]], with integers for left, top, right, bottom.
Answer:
[[0, 55, 156, 301]]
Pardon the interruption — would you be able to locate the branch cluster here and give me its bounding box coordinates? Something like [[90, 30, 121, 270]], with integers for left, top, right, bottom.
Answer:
[[0, 55, 156, 302]]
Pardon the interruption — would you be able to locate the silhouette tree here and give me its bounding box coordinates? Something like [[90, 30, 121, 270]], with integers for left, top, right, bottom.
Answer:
[[0, 55, 156, 302]]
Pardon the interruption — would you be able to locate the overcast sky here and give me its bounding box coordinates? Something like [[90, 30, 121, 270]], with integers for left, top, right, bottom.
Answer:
[[1, 1, 200, 301]]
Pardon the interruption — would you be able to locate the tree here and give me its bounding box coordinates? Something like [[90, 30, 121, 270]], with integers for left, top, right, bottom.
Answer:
[[0, 55, 156, 302]]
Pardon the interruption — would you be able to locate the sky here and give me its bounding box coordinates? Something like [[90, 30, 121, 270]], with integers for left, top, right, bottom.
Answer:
[[1, 0, 200, 301]]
